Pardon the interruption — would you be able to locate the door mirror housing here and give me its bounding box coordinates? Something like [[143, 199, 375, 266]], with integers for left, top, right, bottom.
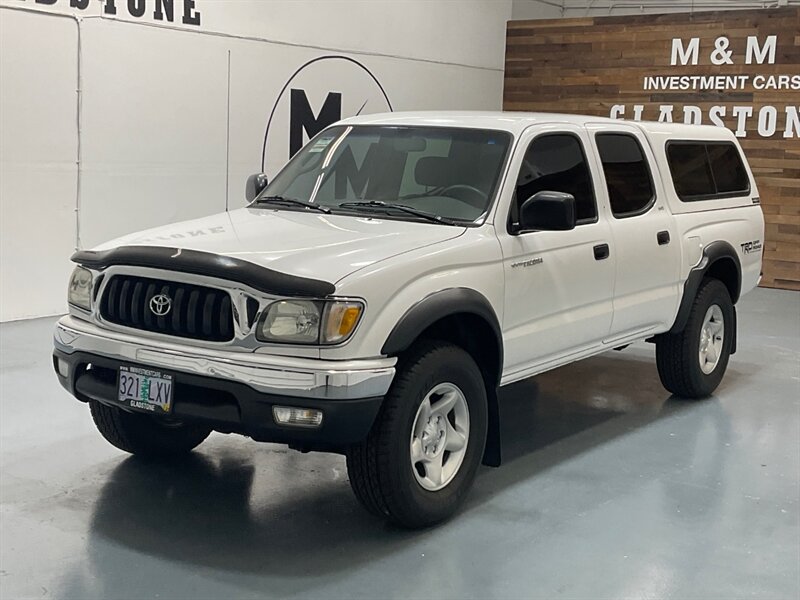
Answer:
[[518, 191, 576, 232], [245, 173, 269, 202]]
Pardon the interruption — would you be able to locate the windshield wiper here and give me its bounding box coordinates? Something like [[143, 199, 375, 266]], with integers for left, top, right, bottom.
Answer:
[[338, 201, 457, 226], [254, 195, 331, 214]]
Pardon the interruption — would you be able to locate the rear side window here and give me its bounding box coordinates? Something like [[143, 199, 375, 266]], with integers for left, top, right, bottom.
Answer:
[[667, 142, 750, 201], [596, 133, 655, 217], [514, 134, 597, 224], [706, 144, 750, 195]]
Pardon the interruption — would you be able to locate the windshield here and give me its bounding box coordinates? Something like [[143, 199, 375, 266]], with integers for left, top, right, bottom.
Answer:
[[258, 125, 512, 224]]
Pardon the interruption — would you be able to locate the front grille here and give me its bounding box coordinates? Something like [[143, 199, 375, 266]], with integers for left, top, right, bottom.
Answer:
[[99, 275, 235, 342]]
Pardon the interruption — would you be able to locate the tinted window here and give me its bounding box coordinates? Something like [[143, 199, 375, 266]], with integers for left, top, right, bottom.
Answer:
[[707, 143, 750, 194], [667, 142, 750, 201], [596, 134, 655, 217], [667, 143, 715, 198], [514, 134, 597, 223]]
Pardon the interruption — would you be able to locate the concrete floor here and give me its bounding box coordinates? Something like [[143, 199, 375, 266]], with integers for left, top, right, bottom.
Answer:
[[1, 287, 798, 600]]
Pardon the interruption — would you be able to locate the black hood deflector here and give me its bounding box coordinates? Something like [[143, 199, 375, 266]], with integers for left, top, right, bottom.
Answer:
[[72, 246, 336, 298]]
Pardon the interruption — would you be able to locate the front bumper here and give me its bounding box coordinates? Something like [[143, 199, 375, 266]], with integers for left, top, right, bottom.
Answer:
[[54, 316, 395, 400], [53, 316, 396, 447]]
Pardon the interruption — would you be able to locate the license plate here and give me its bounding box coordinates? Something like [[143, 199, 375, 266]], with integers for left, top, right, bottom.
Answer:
[[117, 365, 173, 414]]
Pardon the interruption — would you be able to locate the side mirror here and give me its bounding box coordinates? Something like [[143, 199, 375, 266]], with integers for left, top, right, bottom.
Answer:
[[245, 173, 269, 202], [519, 191, 576, 232]]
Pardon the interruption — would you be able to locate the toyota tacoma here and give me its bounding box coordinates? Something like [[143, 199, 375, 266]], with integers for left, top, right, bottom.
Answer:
[[53, 112, 764, 528]]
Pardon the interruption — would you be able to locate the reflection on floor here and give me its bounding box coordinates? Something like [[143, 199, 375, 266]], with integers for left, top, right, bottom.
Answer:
[[1, 287, 798, 599]]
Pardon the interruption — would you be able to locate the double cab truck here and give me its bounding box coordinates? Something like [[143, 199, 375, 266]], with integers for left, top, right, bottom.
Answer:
[[53, 112, 764, 528]]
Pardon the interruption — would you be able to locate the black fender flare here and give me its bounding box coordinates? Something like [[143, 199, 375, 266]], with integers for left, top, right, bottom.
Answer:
[[669, 241, 741, 349], [381, 287, 504, 467], [381, 288, 503, 381]]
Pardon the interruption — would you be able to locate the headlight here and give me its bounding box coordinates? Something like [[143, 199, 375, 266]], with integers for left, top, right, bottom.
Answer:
[[257, 299, 363, 345], [259, 300, 321, 344], [67, 266, 93, 310]]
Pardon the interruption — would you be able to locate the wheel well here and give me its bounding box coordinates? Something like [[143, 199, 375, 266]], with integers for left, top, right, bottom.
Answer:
[[409, 313, 502, 389], [667, 244, 742, 336], [705, 257, 740, 303]]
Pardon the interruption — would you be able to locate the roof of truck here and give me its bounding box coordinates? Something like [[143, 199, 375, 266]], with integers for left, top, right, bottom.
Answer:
[[339, 111, 736, 141]]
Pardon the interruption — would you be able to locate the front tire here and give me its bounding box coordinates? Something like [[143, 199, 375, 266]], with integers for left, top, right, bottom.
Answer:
[[90, 400, 211, 458], [346, 341, 488, 528], [656, 278, 734, 399]]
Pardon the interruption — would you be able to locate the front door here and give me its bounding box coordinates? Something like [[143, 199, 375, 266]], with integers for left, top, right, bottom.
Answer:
[[498, 126, 615, 383]]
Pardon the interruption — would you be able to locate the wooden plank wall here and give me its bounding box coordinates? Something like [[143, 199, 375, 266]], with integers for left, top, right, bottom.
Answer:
[[505, 8, 800, 290]]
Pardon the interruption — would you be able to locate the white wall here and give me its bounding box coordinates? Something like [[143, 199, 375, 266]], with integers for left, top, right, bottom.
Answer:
[[0, 0, 512, 321], [0, 9, 78, 323], [512, 0, 562, 19]]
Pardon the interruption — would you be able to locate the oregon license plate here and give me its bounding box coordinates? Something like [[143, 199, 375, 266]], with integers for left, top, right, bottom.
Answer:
[[117, 365, 173, 414]]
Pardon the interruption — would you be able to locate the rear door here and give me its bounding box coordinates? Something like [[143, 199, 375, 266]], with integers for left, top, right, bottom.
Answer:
[[498, 124, 615, 382], [587, 123, 681, 341]]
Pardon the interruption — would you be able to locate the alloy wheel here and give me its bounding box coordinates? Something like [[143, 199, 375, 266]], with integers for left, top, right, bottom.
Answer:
[[409, 382, 470, 492], [699, 304, 725, 375]]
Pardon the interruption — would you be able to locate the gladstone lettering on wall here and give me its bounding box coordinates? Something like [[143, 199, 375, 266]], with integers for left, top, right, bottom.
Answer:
[[26, 0, 201, 26]]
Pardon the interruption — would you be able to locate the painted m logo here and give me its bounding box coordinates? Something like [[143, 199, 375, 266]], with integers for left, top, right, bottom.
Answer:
[[289, 89, 342, 157]]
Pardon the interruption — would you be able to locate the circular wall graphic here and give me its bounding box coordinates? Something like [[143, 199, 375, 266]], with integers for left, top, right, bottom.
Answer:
[[261, 55, 393, 174]]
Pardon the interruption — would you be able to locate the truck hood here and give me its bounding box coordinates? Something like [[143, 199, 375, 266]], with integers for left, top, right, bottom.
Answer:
[[93, 208, 466, 285]]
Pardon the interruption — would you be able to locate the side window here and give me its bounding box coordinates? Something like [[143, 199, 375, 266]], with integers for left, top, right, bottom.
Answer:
[[596, 133, 655, 217], [514, 134, 597, 224], [666, 143, 714, 199], [706, 143, 750, 195], [667, 142, 750, 201]]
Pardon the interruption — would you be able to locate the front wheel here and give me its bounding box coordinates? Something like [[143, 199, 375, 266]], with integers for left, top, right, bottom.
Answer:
[[346, 341, 488, 528], [656, 278, 734, 399], [90, 400, 211, 458]]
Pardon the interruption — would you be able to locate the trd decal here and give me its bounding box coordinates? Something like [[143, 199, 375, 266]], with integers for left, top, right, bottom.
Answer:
[[740, 240, 762, 254]]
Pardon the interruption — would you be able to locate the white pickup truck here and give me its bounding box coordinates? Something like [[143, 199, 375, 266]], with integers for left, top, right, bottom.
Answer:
[[53, 112, 764, 528]]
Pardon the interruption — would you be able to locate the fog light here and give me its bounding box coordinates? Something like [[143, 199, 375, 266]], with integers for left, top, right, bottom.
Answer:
[[57, 358, 69, 378], [272, 406, 323, 428]]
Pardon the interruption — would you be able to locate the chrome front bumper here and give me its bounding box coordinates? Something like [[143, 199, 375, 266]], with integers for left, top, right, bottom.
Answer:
[[53, 315, 396, 400]]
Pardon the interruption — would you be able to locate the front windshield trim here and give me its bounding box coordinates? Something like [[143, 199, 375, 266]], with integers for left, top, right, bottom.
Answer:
[[254, 124, 516, 228]]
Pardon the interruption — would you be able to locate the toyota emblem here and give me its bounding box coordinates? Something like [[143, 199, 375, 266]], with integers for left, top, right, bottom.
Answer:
[[149, 294, 172, 316]]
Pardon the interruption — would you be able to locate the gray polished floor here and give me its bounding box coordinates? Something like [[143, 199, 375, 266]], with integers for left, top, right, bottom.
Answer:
[[1, 288, 798, 600]]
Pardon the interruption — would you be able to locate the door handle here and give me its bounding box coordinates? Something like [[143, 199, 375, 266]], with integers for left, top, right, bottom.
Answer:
[[593, 243, 610, 261], [657, 231, 671, 245]]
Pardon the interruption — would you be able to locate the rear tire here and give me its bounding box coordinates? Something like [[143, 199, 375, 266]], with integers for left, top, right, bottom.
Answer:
[[90, 400, 211, 458], [346, 341, 488, 528], [656, 278, 734, 399]]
